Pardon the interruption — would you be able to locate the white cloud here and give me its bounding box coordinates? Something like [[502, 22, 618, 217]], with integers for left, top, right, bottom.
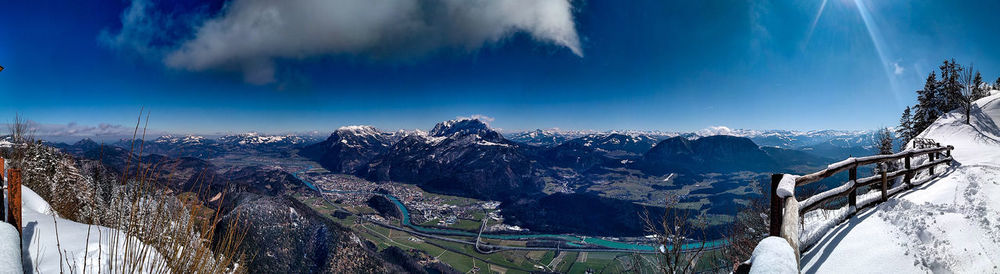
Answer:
[[458, 114, 495, 123], [893, 62, 904, 75], [103, 0, 583, 85], [697, 126, 735, 136]]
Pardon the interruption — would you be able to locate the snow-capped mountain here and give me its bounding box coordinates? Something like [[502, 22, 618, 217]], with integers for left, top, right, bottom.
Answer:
[[505, 129, 677, 147], [686, 128, 875, 149], [300, 125, 398, 174], [153, 135, 209, 145], [114, 135, 225, 158], [96, 133, 318, 158], [365, 118, 541, 200], [507, 127, 879, 151], [563, 132, 664, 159], [218, 132, 311, 146], [430, 119, 503, 140], [505, 129, 591, 147]]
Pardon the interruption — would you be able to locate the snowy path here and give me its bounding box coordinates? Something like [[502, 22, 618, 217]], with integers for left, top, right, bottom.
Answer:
[[801, 93, 1000, 273], [801, 165, 1000, 273]]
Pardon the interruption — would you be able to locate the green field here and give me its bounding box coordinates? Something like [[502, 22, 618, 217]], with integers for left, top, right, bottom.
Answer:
[[294, 191, 677, 273]]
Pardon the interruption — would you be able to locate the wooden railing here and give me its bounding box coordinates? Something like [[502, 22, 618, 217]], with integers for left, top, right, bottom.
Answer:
[[0, 157, 21, 236], [765, 142, 954, 267]]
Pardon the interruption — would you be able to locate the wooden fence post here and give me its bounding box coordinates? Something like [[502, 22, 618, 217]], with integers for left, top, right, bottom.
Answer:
[[880, 169, 888, 202], [0, 159, 4, 224], [929, 151, 936, 176], [848, 167, 857, 208], [904, 154, 912, 189], [770, 174, 784, 237], [6, 169, 20, 236]]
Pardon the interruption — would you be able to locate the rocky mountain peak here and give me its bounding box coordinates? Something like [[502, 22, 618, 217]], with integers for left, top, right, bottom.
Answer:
[[429, 119, 500, 140], [334, 125, 381, 136]]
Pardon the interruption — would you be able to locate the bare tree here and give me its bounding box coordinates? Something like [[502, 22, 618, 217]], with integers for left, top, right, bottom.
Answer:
[[641, 193, 708, 273], [717, 179, 769, 270], [8, 113, 34, 144], [960, 63, 976, 125], [6, 113, 35, 168]]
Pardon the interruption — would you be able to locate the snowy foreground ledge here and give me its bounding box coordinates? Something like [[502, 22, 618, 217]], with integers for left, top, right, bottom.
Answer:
[[0, 222, 22, 273], [744, 237, 797, 274], [20, 185, 167, 273]]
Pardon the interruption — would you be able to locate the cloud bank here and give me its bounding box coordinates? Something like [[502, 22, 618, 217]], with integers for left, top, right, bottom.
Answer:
[[697, 126, 735, 136], [3, 121, 166, 142], [457, 114, 496, 123], [103, 0, 583, 84]]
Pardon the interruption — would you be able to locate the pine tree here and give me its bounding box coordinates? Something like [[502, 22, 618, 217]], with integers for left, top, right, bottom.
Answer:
[[897, 106, 914, 142], [973, 71, 986, 100], [872, 127, 898, 173], [994, 76, 1000, 92], [936, 59, 964, 114], [913, 71, 939, 133], [936, 60, 951, 113]]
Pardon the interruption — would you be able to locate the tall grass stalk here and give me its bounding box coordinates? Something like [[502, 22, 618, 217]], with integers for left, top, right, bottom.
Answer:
[[14, 111, 249, 273]]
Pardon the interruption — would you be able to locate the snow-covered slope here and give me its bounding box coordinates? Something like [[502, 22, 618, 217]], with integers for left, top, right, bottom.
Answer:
[[914, 94, 1000, 164], [20, 185, 166, 273], [801, 93, 1000, 273]]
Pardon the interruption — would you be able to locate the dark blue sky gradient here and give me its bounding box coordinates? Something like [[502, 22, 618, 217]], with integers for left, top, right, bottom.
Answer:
[[2, 0, 1000, 135]]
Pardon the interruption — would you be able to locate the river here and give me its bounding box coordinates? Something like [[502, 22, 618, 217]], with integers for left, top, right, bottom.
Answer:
[[291, 165, 726, 251]]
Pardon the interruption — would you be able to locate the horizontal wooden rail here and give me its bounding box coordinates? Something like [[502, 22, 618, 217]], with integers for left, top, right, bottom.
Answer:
[[799, 157, 952, 214], [795, 145, 952, 187], [763, 142, 954, 270]]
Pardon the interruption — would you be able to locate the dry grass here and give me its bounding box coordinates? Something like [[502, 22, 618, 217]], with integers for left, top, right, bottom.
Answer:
[[10, 112, 250, 273]]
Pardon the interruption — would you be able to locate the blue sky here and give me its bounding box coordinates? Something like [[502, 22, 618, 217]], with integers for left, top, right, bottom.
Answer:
[[2, 0, 1000, 139]]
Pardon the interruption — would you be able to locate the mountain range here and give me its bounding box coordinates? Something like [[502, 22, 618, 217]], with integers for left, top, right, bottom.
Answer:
[[35, 119, 880, 237], [301, 119, 844, 202], [505, 128, 882, 159]]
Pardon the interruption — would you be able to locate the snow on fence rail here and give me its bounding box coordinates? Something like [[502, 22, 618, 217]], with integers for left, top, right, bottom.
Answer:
[[741, 142, 954, 272]]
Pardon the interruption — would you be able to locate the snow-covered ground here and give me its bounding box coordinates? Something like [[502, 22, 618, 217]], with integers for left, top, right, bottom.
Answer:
[[20, 185, 166, 273], [801, 92, 1000, 273]]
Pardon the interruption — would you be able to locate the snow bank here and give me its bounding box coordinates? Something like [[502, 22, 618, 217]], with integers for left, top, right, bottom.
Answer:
[[0, 223, 21, 273], [21, 184, 54, 215], [21, 185, 168, 273], [916, 93, 1000, 165], [749, 237, 798, 274]]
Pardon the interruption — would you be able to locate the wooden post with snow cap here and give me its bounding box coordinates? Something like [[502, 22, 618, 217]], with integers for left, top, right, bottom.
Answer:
[[774, 173, 802, 266], [769, 174, 784, 237]]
